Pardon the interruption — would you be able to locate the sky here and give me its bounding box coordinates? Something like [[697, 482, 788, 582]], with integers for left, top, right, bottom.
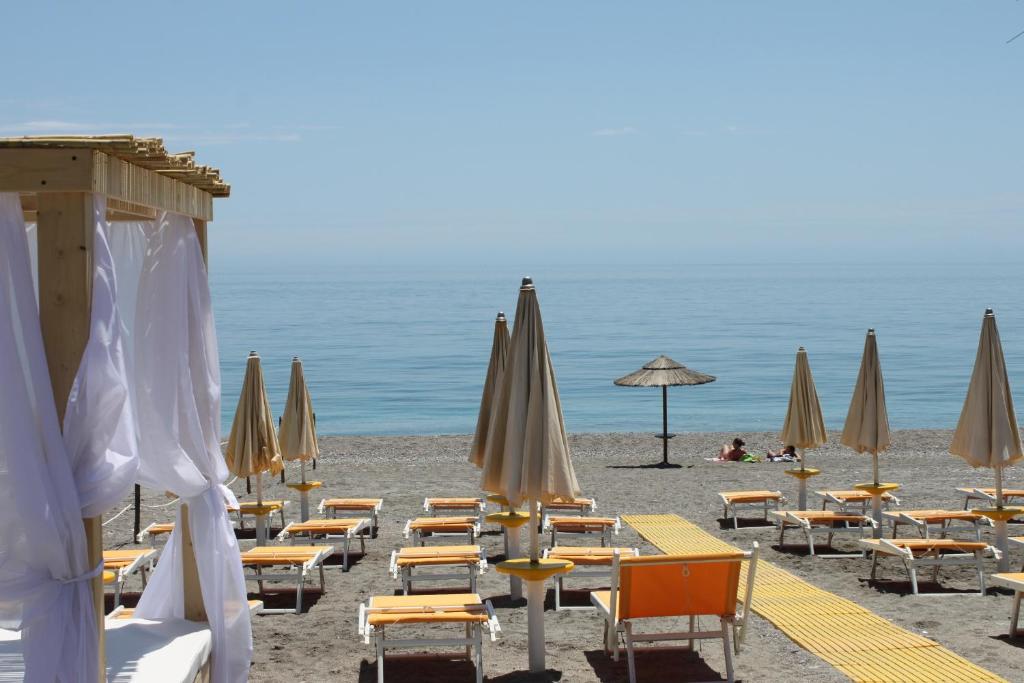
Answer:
[[3, 2, 1022, 268]]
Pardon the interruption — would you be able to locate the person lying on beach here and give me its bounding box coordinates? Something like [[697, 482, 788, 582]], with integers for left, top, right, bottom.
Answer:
[[766, 445, 800, 462], [711, 438, 747, 462]]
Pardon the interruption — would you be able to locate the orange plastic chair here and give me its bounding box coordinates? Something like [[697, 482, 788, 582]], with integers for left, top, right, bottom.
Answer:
[[591, 544, 758, 683]]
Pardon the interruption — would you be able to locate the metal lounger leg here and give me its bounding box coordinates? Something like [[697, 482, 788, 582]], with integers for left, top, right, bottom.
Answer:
[[470, 569, 477, 594], [376, 632, 385, 683], [975, 551, 986, 595], [344, 534, 351, 572], [624, 621, 637, 683], [907, 559, 919, 595], [296, 571, 305, 614], [474, 623, 483, 683], [722, 617, 735, 683], [319, 562, 326, 591], [1011, 591, 1022, 637], [465, 623, 472, 660], [870, 551, 880, 580], [555, 575, 562, 610]]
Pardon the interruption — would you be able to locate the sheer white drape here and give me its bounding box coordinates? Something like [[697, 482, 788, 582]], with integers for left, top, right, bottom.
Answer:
[[0, 193, 98, 681], [130, 212, 252, 683], [63, 196, 140, 518]]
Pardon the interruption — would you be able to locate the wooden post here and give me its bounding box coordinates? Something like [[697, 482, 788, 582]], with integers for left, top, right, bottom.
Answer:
[[36, 192, 105, 683], [180, 217, 210, 623]]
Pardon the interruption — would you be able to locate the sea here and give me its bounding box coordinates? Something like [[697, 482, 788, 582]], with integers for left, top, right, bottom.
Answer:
[[211, 264, 1024, 437]]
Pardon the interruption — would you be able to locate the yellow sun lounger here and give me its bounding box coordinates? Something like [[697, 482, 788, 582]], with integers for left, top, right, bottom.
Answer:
[[816, 489, 900, 514], [137, 521, 176, 546], [543, 546, 640, 611], [240, 545, 334, 614], [405, 516, 481, 546], [225, 499, 286, 536], [718, 490, 785, 529], [882, 509, 991, 541], [318, 497, 383, 532], [103, 548, 160, 608], [541, 496, 597, 517], [544, 515, 621, 547], [770, 510, 876, 557], [591, 545, 759, 683], [276, 518, 371, 571], [423, 497, 486, 523], [860, 538, 994, 595], [358, 593, 500, 683], [389, 545, 488, 595], [990, 572, 1024, 636], [957, 487, 1024, 510]]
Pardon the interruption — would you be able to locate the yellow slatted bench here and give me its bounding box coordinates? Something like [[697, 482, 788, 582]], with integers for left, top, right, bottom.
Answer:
[[390, 545, 487, 595], [882, 509, 990, 541], [103, 548, 159, 607], [358, 593, 500, 683], [990, 572, 1024, 636], [405, 516, 480, 545], [423, 497, 486, 523], [544, 515, 621, 547], [957, 487, 1024, 510], [543, 546, 640, 610], [719, 490, 785, 529], [541, 496, 597, 517], [276, 518, 370, 571], [227, 499, 289, 534], [318, 497, 383, 533], [817, 489, 900, 514], [770, 510, 875, 557], [860, 538, 993, 595], [137, 521, 176, 546], [240, 545, 333, 614]]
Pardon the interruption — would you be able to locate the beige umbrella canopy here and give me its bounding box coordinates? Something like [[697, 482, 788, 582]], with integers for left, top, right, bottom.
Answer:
[[481, 279, 580, 513], [841, 330, 891, 485], [226, 352, 283, 543], [780, 346, 828, 466], [469, 312, 510, 468], [951, 309, 1023, 571], [279, 356, 319, 466], [614, 355, 715, 465]]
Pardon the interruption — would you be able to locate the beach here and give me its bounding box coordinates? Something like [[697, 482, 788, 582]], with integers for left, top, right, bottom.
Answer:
[[105, 429, 1022, 682]]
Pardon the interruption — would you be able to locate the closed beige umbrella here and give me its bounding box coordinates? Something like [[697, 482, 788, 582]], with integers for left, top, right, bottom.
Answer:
[[841, 329, 891, 484], [841, 330, 893, 536], [226, 351, 283, 544], [469, 312, 510, 468], [950, 309, 1023, 571], [279, 356, 319, 521], [482, 277, 579, 673], [780, 346, 828, 510]]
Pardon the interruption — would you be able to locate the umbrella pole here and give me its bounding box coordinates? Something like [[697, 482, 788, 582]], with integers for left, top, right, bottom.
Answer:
[[255, 472, 266, 546], [994, 464, 1010, 572], [662, 386, 669, 465], [133, 484, 141, 544], [526, 498, 545, 672], [299, 459, 310, 522], [872, 454, 879, 488]]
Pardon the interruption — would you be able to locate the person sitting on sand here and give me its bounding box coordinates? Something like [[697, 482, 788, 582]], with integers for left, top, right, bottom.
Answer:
[[715, 438, 747, 462], [766, 445, 800, 462]]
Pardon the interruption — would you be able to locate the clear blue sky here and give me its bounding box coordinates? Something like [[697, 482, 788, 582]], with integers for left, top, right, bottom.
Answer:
[[4, 2, 1022, 267]]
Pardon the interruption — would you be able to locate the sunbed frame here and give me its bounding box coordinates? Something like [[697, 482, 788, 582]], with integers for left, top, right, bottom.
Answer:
[[318, 497, 383, 534], [543, 546, 640, 611], [718, 491, 785, 529], [104, 548, 160, 607], [240, 545, 334, 614], [861, 538, 994, 595], [771, 510, 876, 557], [544, 515, 621, 547], [882, 509, 991, 542], [389, 545, 488, 595], [990, 572, 1024, 636], [276, 518, 370, 571], [136, 521, 176, 546], [423, 497, 486, 523], [817, 489, 900, 514], [540, 497, 597, 517], [405, 517, 481, 546], [358, 594, 500, 683], [957, 487, 1024, 510]]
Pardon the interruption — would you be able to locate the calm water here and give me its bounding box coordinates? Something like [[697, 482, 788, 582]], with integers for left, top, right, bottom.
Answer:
[[211, 264, 1023, 436]]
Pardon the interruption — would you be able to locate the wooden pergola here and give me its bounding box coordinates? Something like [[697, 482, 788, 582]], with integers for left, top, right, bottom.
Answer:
[[0, 135, 229, 680]]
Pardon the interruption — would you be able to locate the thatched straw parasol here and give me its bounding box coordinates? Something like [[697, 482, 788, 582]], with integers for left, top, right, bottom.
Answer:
[[469, 312, 510, 468], [614, 355, 715, 466], [950, 309, 1023, 571]]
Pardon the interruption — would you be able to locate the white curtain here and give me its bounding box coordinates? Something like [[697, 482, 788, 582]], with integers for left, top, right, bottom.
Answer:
[[0, 192, 98, 681], [130, 212, 252, 683], [62, 196, 140, 518]]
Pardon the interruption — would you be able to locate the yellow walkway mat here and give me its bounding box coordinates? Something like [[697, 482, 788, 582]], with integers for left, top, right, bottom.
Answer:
[[624, 514, 1004, 683]]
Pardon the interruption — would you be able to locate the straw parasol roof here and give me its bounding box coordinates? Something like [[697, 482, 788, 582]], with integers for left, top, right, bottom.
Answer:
[[279, 357, 319, 463], [951, 309, 1022, 471], [841, 330, 891, 469], [226, 352, 284, 478], [481, 278, 580, 513], [780, 347, 828, 453], [614, 355, 715, 387], [470, 312, 510, 468]]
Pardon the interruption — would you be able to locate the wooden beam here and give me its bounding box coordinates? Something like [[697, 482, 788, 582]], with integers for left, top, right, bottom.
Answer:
[[193, 219, 208, 265], [36, 192, 105, 683], [0, 149, 215, 221]]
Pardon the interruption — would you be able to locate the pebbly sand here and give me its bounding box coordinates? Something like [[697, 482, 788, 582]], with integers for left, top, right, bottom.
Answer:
[[104, 430, 1024, 682]]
